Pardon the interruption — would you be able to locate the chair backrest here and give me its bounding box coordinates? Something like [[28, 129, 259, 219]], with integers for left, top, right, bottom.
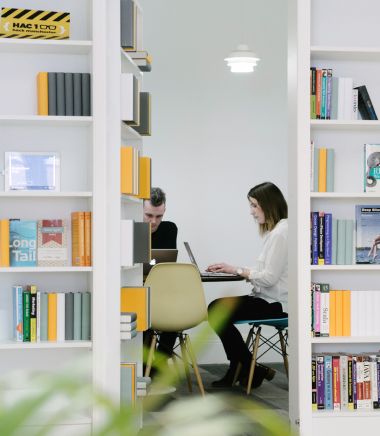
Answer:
[[144, 262, 208, 332]]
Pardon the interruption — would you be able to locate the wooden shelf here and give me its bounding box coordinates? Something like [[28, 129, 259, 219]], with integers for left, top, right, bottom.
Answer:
[[0, 39, 92, 55]]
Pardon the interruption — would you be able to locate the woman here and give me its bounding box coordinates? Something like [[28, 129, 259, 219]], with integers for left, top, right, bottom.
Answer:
[[207, 181, 288, 388]]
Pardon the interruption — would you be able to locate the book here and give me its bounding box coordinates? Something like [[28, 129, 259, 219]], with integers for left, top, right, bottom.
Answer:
[[84, 212, 92, 266], [120, 0, 136, 50], [120, 362, 136, 406], [48, 72, 57, 116], [136, 156, 151, 200], [56, 72, 65, 116], [134, 92, 151, 135], [71, 212, 85, 266], [364, 144, 380, 193], [356, 205, 380, 264], [73, 73, 82, 116], [81, 291, 91, 340], [40, 292, 48, 341], [121, 146, 139, 195], [65, 292, 74, 340], [120, 287, 150, 331], [121, 330, 137, 340], [0, 219, 10, 267], [22, 290, 31, 342], [64, 73, 74, 116], [57, 292, 65, 342], [121, 74, 140, 125], [121, 219, 134, 267], [73, 292, 82, 340], [37, 72, 48, 116], [5, 151, 61, 191], [9, 220, 37, 267], [318, 148, 327, 192], [12, 285, 23, 341], [120, 320, 137, 332], [133, 222, 151, 263], [121, 312, 137, 323], [335, 290, 343, 336], [81, 73, 91, 116], [37, 219, 68, 266], [27, 285, 37, 342], [326, 148, 334, 192], [48, 293, 57, 341], [0, 8, 70, 39], [336, 219, 346, 265], [354, 85, 378, 120]]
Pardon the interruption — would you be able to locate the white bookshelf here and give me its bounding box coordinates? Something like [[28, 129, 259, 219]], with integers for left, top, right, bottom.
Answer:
[[0, 39, 92, 55], [0, 115, 93, 126], [289, 0, 380, 434]]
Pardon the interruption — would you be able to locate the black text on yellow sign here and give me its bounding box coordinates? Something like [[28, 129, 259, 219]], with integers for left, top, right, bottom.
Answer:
[[0, 8, 70, 40]]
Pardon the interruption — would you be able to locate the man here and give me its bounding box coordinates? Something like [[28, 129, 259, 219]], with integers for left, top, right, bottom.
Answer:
[[143, 187, 178, 375]]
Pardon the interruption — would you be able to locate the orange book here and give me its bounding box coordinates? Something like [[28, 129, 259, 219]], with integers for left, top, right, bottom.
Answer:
[[335, 290, 343, 336], [84, 211, 92, 266], [342, 290, 351, 336], [120, 287, 150, 331], [121, 146, 134, 195], [318, 148, 327, 192], [37, 72, 48, 115], [137, 157, 151, 200], [47, 293, 57, 341], [71, 211, 85, 266], [0, 219, 10, 267], [329, 290, 336, 336]]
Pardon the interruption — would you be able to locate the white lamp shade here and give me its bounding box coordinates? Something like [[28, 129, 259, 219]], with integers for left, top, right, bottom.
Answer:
[[224, 44, 260, 73]]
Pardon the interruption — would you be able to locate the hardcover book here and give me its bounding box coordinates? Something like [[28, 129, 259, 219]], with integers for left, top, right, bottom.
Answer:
[[356, 205, 380, 264], [364, 144, 380, 193], [10, 220, 37, 267], [37, 219, 68, 266]]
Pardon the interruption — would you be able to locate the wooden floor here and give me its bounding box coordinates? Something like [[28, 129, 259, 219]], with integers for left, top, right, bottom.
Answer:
[[141, 362, 289, 435]]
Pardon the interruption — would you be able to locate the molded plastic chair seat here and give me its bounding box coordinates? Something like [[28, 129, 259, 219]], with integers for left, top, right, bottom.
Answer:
[[233, 316, 289, 394]]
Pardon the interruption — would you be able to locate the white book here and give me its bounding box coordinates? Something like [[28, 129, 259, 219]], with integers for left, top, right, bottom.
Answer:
[[350, 291, 358, 337], [369, 357, 379, 409], [120, 73, 140, 124], [339, 354, 349, 410], [320, 288, 329, 337], [12, 285, 23, 342], [343, 77, 353, 120], [337, 77, 346, 120], [121, 330, 137, 340], [121, 219, 134, 267], [352, 88, 359, 120], [57, 292, 65, 342], [120, 320, 137, 332], [310, 141, 314, 192]]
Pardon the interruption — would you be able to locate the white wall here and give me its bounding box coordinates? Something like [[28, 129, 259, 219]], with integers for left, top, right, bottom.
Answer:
[[140, 0, 288, 363]]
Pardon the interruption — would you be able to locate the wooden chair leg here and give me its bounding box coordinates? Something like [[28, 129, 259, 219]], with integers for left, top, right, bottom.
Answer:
[[278, 329, 289, 379], [184, 334, 205, 397], [233, 326, 255, 385], [179, 334, 193, 393], [247, 326, 262, 395], [145, 334, 157, 377]]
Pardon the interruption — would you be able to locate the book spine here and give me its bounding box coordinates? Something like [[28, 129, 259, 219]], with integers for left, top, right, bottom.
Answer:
[[47, 72, 57, 116], [310, 68, 316, 119], [84, 211, 92, 266], [320, 283, 330, 337], [81, 291, 91, 340], [121, 312, 137, 323], [310, 141, 314, 192], [321, 69, 327, 119], [333, 355, 341, 410], [357, 86, 378, 120], [318, 212, 325, 265], [47, 292, 57, 341], [22, 290, 31, 342], [331, 218, 338, 265], [37, 72, 48, 116], [353, 356, 357, 409], [312, 355, 317, 410], [316, 355, 325, 409], [347, 356, 354, 410], [318, 148, 327, 192], [81, 73, 91, 116], [120, 362, 136, 406], [313, 146, 319, 192], [73, 292, 82, 340], [40, 292, 48, 341], [12, 285, 23, 341], [324, 213, 332, 265], [71, 212, 85, 266], [352, 88, 359, 120], [326, 148, 334, 193], [314, 284, 321, 337], [0, 219, 10, 267], [120, 0, 135, 49], [315, 69, 322, 119], [57, 292, 65, 342], [336, 219, 346, 265], [28, 285, 37, 342], [340, 355, 349, 410], [326, 69, 333, 119], [324, 355, 333, 409], [65, 292, 74, 340], [56, 72, 66, 116], [345, 219, 354, 265], [329, 290, 336, 336], [64, 73, 74, 116], [73, 73, 82, 116], [335, 290, 343, 336], [36, 291, 41, 342], [370, 358, 379, 409]]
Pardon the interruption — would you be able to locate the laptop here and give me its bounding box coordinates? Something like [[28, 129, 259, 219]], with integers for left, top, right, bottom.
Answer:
[[183, 242, 239, 278], [143, 249, 178, 276]]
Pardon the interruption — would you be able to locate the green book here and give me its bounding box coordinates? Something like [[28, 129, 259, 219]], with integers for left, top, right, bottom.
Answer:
[[73, 292, 82, 340], [331, 219, 338, 265], [337, 219, 346, 265], [40, 292, 48, 341], [22, 290, 31, 342], [81, 292, 91, 341], [345, 220, 354, 265], [313, 147, 319, 192], [134, 92, 151, 136], [65, 292, 74, 340], [326, 148, 335, 192]]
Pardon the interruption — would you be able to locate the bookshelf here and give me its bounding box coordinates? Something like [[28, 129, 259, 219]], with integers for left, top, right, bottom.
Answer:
[[0, 0, 147, 432], [289, 0, 380, 434]]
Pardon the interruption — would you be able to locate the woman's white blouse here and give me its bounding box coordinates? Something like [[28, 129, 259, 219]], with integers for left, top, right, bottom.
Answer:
[[247, 218, 288, 312]]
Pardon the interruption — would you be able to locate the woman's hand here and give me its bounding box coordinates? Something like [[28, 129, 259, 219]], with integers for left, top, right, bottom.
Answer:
[[206, 263, 237, 274]]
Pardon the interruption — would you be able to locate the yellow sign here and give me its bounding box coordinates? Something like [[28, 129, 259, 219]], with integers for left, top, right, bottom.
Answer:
[[0, 8, 70, 39]]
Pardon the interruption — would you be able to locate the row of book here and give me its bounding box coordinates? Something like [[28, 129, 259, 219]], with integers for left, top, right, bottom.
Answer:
[[121, 220, 151, 267], [0, 213, 91, 267], [13, 286, 91, 342], [310, 213, 354, 265], [310, 67, 377, 120], [120, 287, 150, 332], [121, 146, 152, 198], [37, 72, 91, 117], [311, 285, 380, 337], [120, 311, 138, 340], [121, 74, 152, 135], [312, 354, 380, 411], [121, 362, 151, 406], [310, 143, 334, 192]]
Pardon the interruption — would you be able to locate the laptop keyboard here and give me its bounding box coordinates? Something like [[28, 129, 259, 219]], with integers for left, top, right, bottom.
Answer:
[[201, 271, 237, 277]]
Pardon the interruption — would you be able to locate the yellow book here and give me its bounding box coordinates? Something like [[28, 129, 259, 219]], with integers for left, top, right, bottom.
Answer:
[[84, 211, 92, 266], [136, 157, 151, 200], [0, 219, 10, 267], [71, 211, 85, 266], [37, 72, 48, 115], [120, 287, 150, 331], [329, 290, 336, 336], [47, 293, 57, 341], [342, 289, 351, 336], [335, 290, 343, 336], [318, 148, 327, 192], [121, 146, 134, 195], [27, 285, 37, 342]]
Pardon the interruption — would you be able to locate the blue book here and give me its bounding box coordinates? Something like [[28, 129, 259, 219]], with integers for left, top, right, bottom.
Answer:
[[311, 212, 319, 265], [12, 285, 23, 341], [324, 213, 332, 265], [321, 70, 327, 119], [324, 355, 333, 410], [355, 205, 380, 264], [9, 220, 37, 267], [317, 355, 325, 409]]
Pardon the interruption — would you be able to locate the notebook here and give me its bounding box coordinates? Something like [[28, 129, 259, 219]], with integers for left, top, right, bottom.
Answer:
[[143, 248, 178, 276], [183, 242, 238, 278]]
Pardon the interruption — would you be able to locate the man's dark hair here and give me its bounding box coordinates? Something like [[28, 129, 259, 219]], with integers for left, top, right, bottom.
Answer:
[[150, 187, 166, 207]]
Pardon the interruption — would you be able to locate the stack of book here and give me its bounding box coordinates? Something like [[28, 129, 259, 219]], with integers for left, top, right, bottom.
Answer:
[[310, 142, 334, 192], [120, 311, 137, 340], [37, 72, 91, 116], [136, 376, 151, 397], [312, 353, 380, 411], [13, 286, 91, 342]]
